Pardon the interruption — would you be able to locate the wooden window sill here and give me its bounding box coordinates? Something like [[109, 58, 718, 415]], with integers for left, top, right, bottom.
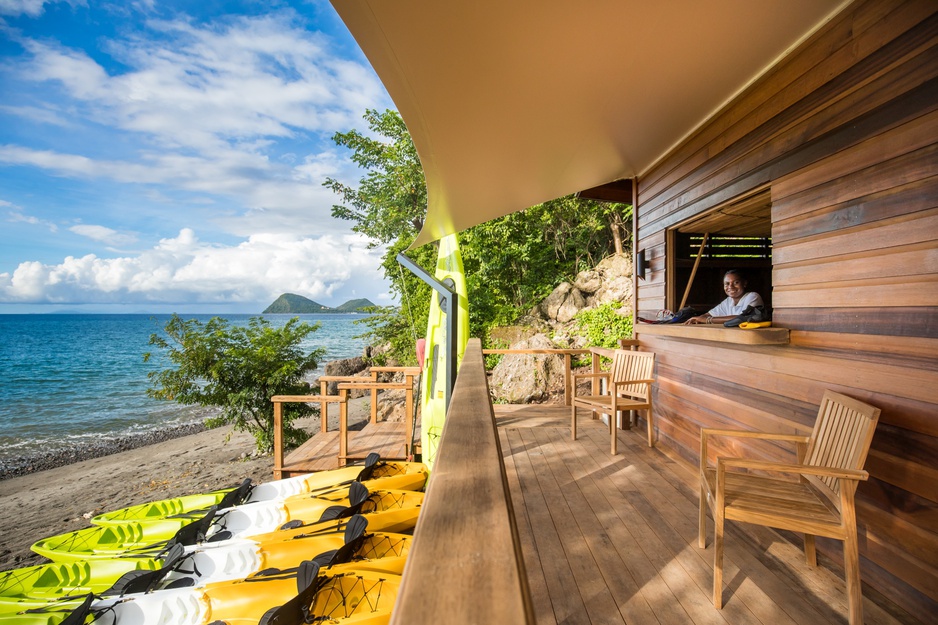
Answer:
[[635, 323, 789, 345]]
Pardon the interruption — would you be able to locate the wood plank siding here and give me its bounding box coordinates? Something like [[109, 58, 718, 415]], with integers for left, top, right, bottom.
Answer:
[[633, 0, 938, 617]]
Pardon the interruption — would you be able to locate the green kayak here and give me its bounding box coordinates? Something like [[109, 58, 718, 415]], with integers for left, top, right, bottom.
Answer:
[[3, 515, 410, 614]]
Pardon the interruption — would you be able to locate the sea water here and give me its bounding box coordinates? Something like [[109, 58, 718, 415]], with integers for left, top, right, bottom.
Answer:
[[0, 313, 372, 463]]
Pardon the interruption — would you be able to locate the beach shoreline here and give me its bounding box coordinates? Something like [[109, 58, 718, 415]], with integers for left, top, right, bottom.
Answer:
[[0, 397, 371, 572], [0, 421, 209, 481]]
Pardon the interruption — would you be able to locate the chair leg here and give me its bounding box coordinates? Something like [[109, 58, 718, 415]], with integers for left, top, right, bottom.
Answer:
[[698, 485, 707, 549], [610, 411, 617, 455], [713, 508, 725, 609], [646, 407, 654, 448], [844, 528, 864, 625], [571, 405, 577, 440], [804, 534, 817, 566]]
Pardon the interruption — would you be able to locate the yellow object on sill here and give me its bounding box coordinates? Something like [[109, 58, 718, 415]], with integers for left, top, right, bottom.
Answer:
[[739, 321, 772, 329]]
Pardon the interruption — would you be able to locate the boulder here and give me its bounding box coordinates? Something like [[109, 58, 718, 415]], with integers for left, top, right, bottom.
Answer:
[[323, 356, 368, 395], [487, 325, 538, 346], [488, 334, 565, 403], [594, 276, 634, 307], [573, 269, 601, 294], [540, 282, 586, 324]]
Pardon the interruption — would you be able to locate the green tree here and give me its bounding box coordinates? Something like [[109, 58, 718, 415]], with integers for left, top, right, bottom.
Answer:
[[325, 108, 634, 358], [324, 109, 427, 243], [144, 315, 325, 453], [324, 109, 433, 365]]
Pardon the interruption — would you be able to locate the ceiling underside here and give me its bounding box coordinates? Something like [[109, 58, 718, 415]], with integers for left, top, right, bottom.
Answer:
[[677, 189, 773, 237], [331, 0, 847, 247]]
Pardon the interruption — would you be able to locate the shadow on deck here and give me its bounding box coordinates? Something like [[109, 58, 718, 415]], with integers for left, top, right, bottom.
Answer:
[[495, 403, 917, 625]]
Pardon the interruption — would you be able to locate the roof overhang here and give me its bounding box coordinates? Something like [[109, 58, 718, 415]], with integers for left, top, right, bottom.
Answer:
[[331, 0, 849, 247]]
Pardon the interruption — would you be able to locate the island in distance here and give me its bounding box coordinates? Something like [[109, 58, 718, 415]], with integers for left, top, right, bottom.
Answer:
[[263, 293, 375, 314]]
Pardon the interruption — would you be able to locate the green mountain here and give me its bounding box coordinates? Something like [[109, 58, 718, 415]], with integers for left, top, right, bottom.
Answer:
[[263, 293, 375, 314], [335, 298, 375, 313]]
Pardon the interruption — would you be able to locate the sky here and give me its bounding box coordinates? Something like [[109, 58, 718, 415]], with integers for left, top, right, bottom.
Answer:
[[0, 0, 395, 313]]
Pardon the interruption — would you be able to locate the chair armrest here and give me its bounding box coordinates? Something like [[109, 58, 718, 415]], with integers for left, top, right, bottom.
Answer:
[[700, 428, 810, 443], [699, 428, 810, 474], [717, 457, 870, 481], [612, 378, 655, 387], [572, 372, 611, 380]]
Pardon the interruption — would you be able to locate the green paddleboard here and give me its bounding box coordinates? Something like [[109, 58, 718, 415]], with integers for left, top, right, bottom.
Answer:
[[419, 233, 469, 471]]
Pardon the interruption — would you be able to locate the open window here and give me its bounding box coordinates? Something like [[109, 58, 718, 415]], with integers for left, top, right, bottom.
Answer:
[[667, 189, 772, 313]]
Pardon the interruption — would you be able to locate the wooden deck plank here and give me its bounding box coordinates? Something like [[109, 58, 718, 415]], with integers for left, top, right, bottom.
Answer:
[[280, 418, 416, 476], [528, 425, 671, 625], [504, 427, 591, 624], [518, 428, 636, 623], [539, 423, 735, 625], [578, 423, 802, 625], [500, 428, 559, 625], [495, 403, 915, 625]]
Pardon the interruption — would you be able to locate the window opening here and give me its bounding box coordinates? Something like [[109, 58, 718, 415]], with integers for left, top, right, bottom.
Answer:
[[669, 189, 772, 314]]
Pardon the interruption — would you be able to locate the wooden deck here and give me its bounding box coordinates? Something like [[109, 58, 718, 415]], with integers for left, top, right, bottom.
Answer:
[[278, 417, 415, 476], [495, 404, 919, 625]]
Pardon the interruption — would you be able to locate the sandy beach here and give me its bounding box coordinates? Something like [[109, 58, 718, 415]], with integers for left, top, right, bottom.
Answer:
[[0, 397, 371, 572]]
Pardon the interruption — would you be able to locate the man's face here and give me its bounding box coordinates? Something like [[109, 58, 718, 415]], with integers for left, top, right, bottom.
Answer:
[[724, 275, 746, 300]]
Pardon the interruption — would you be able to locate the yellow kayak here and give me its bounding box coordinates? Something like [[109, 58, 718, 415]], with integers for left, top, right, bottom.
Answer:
[[92, 454, 428, 527], [101, 561, 400, 625]]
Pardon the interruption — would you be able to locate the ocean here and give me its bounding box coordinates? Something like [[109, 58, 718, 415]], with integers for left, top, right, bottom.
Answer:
[[0, 313, 372, 464]]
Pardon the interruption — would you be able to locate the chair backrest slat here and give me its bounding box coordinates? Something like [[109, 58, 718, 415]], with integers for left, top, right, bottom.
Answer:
[[804, 391, 880, 500], [610, 350, 655, 400]]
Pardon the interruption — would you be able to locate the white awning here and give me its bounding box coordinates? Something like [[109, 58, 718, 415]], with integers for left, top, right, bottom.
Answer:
[[331, 0, 848, 247]]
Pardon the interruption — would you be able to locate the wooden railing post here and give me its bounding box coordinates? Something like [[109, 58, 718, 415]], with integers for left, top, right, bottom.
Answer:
[[272, 399, 283, 480], [370, 369, 379, 424], [404, 372, 414, 457], [338, 388, 349, 466], [319, 379, 329, 433]]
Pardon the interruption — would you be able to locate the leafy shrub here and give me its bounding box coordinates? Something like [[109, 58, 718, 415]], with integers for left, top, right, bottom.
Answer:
[[144, 315, 325, 453], [572, 302, 633, 349]]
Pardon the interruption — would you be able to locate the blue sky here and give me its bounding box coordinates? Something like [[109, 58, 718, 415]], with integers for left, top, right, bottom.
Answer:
[[0, 0, 394, 313]]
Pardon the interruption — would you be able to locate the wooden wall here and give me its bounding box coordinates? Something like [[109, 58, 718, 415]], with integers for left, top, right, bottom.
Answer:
[[633, 0, 938, 617]]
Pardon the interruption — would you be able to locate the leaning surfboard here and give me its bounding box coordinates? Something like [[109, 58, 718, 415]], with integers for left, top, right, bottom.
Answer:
[[419, 233, 470, 471]]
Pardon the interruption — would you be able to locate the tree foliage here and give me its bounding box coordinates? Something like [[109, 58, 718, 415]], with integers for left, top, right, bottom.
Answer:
[[326, 109, 634, 358], [144, 315, 325, 453]]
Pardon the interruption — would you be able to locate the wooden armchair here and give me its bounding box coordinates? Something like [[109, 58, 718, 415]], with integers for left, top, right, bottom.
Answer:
[[571, 348, 656, 453], [698, 390, 881, 625]]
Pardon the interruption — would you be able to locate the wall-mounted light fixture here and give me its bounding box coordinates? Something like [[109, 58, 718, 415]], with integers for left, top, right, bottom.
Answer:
[[636, 249, 648, 280]]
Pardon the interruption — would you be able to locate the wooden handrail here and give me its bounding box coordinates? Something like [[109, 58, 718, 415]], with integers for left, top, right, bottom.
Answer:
[[391, 339, 534, 624], [271, 391, 347, 479], [482, 348, 590, 406], [481, 344, 641, 405]]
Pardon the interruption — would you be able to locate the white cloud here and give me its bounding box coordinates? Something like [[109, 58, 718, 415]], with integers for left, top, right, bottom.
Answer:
[[5, 201, 58, 232], [0, 0, 48, 17], [69, 224, 138, 247], [0, 104, 72, 127], [0, 228, 388, 305], [2, 14, 390, 236]]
